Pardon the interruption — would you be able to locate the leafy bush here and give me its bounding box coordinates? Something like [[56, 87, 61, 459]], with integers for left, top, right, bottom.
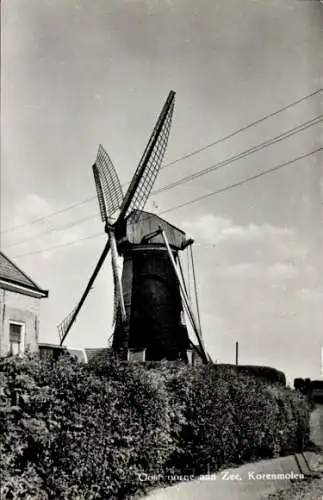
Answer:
[[0, 355, 175, 499], [206, 363, 286, 385], [166, 364, 238, 475], [0, 354, 310, 499], [237, 365, 286, 386], [293, 377, 312, 393], [166, 364, 306, 475], [311, 379, 323, 403], [293, 377, 323, 405], [266, 385, 310, 454]]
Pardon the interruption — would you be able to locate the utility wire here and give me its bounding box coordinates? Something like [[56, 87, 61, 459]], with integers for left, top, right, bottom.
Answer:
[[4, 114, 322, 250], [153, 114, 323, 195], [2, 87, 322, 235], [11, 147, 322, 259], [163, 87, 323, 168], [11, 232, 104, 258], [158, 147, 323, 216], [1, 196, 96, 235], [3, 213, 100, 250]]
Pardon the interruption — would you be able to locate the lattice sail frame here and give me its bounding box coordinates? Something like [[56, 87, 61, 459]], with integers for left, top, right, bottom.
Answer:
[[58, 306, 78, 343], [121, 91, 175, 222], [93, 144, 124, 222]]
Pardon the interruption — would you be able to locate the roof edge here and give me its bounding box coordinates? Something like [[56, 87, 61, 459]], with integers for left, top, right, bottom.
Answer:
[[126, 209, 186, 236], [0, 251, 47, 292], [0, 277, 49, 298]]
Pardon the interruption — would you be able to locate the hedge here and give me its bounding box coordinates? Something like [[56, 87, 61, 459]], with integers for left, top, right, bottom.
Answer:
[[236, 365, 286, 386], [0, 354, 310, 499], [294, 377, 323, 404], [164, 364, 304, 475], [0, 355, 175, 499]]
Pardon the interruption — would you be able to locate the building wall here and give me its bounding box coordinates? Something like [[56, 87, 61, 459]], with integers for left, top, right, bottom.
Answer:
[[0, 288, 40, 356]]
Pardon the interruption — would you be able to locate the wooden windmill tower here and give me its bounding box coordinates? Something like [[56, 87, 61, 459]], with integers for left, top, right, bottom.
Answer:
[[58, 91, 209, 364]]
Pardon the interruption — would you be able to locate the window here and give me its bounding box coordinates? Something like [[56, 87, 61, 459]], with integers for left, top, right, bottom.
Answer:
[[127, 348, 146, 362], [180, 311, 186, 325], [9, 322, 25, 355], [186, 349, 193, 365]]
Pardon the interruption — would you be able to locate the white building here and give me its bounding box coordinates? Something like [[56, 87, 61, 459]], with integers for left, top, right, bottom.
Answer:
[[0, 251, 48, 356]]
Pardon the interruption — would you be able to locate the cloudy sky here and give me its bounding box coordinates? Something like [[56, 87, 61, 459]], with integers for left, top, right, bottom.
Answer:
[[1, 0, 323, 383]]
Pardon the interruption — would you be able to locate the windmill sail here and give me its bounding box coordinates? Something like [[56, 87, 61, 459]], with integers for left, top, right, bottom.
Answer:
[[58, 240, 111, 345], [109, 228, 126, 324], [112, 266, 119, 325], [93, 164, 107, 223], [94, 144, 124, 221], [93, 144, 126, 324], [111, 251, 125, 326], [58, 306, 78, 344], [119, 91, 175, 221]]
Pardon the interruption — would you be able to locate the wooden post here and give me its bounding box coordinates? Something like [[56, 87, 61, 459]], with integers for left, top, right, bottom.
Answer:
[[235, 341, 239, 366]]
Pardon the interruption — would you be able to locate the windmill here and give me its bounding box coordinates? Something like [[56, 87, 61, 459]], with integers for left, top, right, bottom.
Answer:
[[58, 91, 209, 364]]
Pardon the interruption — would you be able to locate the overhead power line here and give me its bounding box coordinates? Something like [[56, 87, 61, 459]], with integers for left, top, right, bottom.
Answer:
[[11, 232, 104, 258], [158, 147, 323, 216], [3, 213, 100, 250], [2, 87, 322, 235], [163, 87, 323, 168], [4, 113, 322, 250], [1, 196, 96, 235], [11, 147, 322, 260], [153, 114, 323, 195]]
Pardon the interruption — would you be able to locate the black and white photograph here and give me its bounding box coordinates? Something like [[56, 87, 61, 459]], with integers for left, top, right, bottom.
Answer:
[[0, 0, 323, 498]]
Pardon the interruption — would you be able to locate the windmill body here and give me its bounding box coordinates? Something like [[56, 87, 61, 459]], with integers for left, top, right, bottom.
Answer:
[[113, 210, 191, 361]]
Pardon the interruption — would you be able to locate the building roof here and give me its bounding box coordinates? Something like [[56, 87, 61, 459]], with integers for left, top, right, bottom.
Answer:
[[0, 251, 48, 296], [123, 209, 189, 250]]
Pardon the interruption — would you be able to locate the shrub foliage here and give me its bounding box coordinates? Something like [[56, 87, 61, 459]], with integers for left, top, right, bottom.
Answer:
[[0, 354, 310, 499], [294, 377, 323, 404]]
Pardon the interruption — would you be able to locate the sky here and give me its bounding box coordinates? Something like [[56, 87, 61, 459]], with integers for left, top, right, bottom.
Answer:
[[1, 0, 323, 384]]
